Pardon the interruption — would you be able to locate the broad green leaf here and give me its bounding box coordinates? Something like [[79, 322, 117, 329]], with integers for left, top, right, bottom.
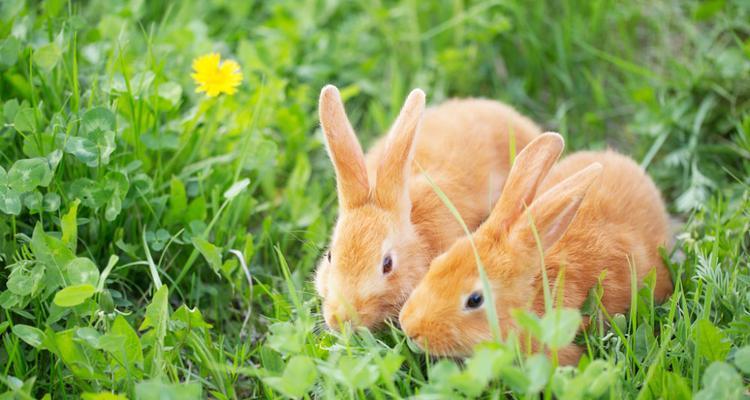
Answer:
[[12, 324, 46, 348], [186, 196, 207, 222], [61, 199, 79, 250], [0, 186, 22, 215], [524, 354, 552, 394], [139, 285, 169, 344], [22, 190, 43, 212], [8, 158, 52, 193], [512, 309, 543, 341], [65, 257, 100, 286], [130, 71, 156, 96], [423, 359, 463, 394], [378, 352, 404, 381], [586, 360, 618, 397], [498, 365, 530, 394], [33, 43, 62, 71], [464, 344, 512, 388], [266, 321, 305, 354], [555, 359, 616, 399], [171, 305, 212, 331], [67, 178, 109, 208], [635, 322, 656, 361], [7, 268, 34, 296], [43, 192, 61, 212], [65, 136, 98, 165], [693, 319, 731, 362], [733, 346, 750, 374], [134, 380, 201, 400], [105, 196, 122, 221], [192, 237, 222, 275], [3, 99, 19, 123], [0, 37, 20, 67], [242, 138, 278, 173], [157, 82, 183, 106], [540, 308, 582, 349], [0, 290, 21, 309], [103, 171, 129, 221], [100, 315, 144, 378], [75, 327, 102, 348], [7, 262, 44, 296], [54, 329, 108, 380], [81, 107, 115, 134], [263, 355, 318, 398], [90, 129, 116, 166], [334, 355, 379, 389], [13, 107, 35, 133], [47, 149, 63, 170], [30, 224, 74, 290], [664, 371, 693, 400], [65, 129, 116, 167], [695, 362, 743, 400], [53, 284, 96, 307]]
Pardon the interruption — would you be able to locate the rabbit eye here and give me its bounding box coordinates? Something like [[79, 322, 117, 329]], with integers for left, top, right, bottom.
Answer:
[[326, 251, 331, 263], [382, 254, 393, 274], [465, 291, 484, 309]]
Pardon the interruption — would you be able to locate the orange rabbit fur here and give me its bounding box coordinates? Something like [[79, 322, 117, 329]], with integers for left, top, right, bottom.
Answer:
[[399, 132, 673, 364], [314, 85, 542, 330]]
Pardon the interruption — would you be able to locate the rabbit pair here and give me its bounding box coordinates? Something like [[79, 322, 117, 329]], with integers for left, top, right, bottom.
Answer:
[[314, 85, 542, 329], [398, 132, 674, 364]]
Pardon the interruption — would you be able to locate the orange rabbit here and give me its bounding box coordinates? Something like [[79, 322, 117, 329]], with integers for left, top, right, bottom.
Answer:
[[399, 132, 673, 364], [315, 85, 542, 329]]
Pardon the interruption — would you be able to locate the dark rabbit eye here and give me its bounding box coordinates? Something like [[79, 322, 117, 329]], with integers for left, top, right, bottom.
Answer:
[[326, 251, 331, 263], [465, 291, 484, 309], [382, 254, 393, 274]]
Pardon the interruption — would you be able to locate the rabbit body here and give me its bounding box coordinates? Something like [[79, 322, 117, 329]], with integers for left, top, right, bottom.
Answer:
[[399, 133, 673, 364], [315, 87, 541, 330], [529, 150, 673, 314]]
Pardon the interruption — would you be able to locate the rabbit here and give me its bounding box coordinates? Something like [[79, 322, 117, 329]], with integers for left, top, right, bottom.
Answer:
[[399, 132, 674, 364], [314, 85, 543, 330]]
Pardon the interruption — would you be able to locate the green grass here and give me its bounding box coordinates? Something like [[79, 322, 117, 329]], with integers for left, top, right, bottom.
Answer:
[[1, 0, 749, 398]]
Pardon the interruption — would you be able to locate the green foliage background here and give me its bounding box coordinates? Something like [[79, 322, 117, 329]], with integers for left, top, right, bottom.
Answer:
[[0, 0, 749, 398]]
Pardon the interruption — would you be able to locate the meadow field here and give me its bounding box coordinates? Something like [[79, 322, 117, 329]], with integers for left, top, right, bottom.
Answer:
[[1, 0, 749, 398]]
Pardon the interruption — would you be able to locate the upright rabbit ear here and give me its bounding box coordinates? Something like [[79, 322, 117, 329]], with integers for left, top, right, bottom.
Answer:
[[319, 85, 370, 209], [374, 89, 426, 209], [484, 132, 564, 232], [513, 163, 603, 250]]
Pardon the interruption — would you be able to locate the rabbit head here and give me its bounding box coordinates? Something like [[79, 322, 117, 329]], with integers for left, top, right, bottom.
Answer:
[[399, 132, 602, 356], [315, 85, 430, 330]]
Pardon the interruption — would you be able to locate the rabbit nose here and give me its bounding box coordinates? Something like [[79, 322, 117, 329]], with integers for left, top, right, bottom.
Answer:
[[406, 329, 428, 349], [324, 303, 356, 329]]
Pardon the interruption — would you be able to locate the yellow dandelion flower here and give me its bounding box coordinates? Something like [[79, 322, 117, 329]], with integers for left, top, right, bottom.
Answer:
[[191, 52, 243, 97]]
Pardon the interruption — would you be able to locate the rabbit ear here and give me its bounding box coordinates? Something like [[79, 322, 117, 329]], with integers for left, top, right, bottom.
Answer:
[[485, 132, 564, 231], [374, 89, 426, 209], [319, 85, 370, 209], [513, 163, 603, 250]]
